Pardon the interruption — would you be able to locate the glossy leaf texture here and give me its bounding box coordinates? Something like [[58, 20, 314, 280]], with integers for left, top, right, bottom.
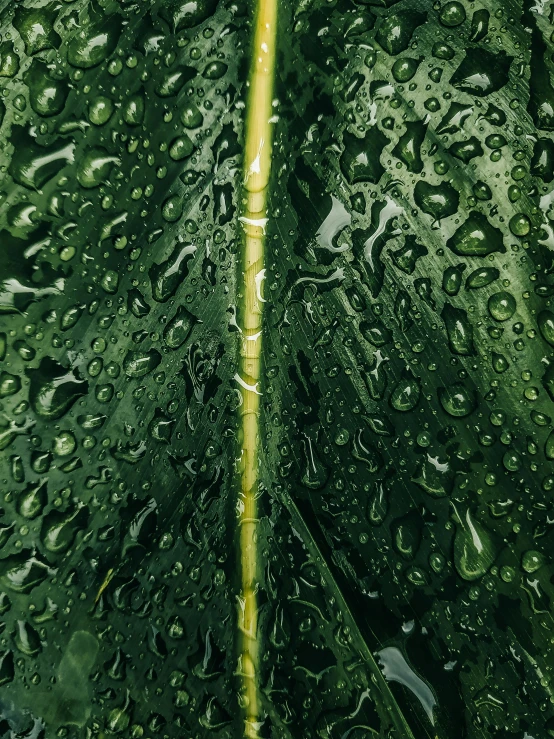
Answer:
[[0, 0, 554, 737]]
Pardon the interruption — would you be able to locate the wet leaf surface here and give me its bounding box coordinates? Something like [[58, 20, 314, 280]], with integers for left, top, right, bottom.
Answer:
[[0, 0, 554, 737]]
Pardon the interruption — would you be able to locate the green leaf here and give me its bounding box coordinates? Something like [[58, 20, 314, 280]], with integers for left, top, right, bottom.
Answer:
[[0, 0, 553, 737]]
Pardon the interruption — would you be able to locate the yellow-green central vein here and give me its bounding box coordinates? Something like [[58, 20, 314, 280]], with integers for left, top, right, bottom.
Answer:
[[237, 0, 277, 735]]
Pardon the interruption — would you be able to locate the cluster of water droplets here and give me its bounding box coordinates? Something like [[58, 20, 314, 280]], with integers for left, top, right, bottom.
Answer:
[[257, 0, 554, 734], [0, 0, 258, 735]]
